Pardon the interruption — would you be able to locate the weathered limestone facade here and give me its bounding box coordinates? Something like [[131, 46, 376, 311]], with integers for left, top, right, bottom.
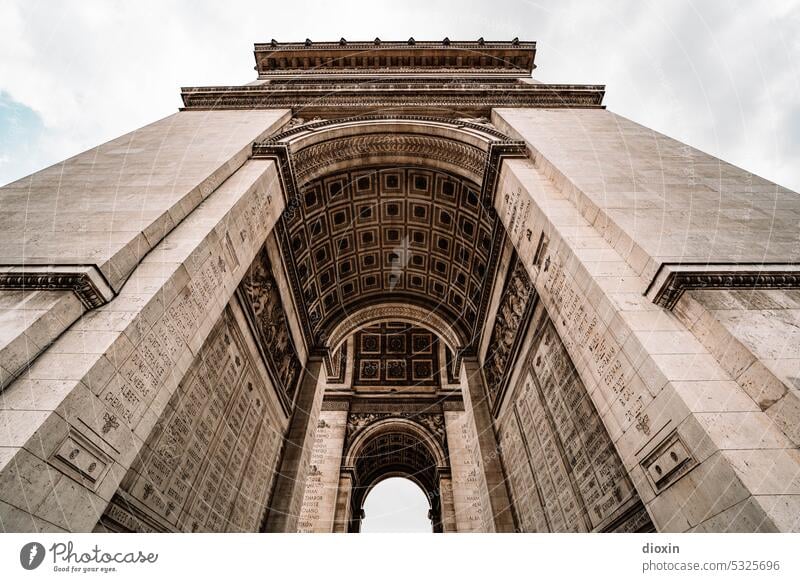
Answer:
[[1, 40, 798, 533]]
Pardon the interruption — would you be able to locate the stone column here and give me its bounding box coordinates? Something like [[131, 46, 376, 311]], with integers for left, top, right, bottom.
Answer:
[[296, 406, 348, 532], [437, 471, 457, 532], [263, 356, 324, 532], [332, 469, 354, 533], [462, 358, 516, 532], [0, 157, 286, 533], [489, 107, 800, 531]]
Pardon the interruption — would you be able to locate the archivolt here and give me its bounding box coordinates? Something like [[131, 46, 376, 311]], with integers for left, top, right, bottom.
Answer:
[[258, 115, 513, 186], [325, 302, 462, 355]]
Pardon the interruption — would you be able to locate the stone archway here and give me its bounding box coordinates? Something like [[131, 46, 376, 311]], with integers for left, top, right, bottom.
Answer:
[[341, 418, 450, 533], [6, 39, 796, 537]]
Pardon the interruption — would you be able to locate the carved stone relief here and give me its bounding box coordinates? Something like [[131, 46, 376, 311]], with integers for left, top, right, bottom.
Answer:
[[483, 255, 536, 409], [100, 307, 285, 533], [238, 244, 302, 409], [345, 410, 447, 453]]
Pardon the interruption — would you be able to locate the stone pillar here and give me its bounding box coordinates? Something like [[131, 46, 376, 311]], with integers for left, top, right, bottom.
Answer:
[[0, 110, 289, 387], [437, 471, 457, 532], [461, 358, 516, 532], [332, 470, 354, 533], [489, 107, 800, 531], [264, 357, 324, 532], [296, 406, 348, 532], [0, 157, 286, 533]]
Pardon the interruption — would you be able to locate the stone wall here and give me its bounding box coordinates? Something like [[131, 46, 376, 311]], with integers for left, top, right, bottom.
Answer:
[[492, 108, 800, 278], [490, 108, 800, 531], [0, 157, 286, 532], [497, 302, 652, 532], [675, 289, 800, 448], [99, 302, 287, 532], [0, 110, 289, 291]]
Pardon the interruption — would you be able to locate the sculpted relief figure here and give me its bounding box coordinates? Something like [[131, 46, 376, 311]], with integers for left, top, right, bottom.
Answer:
[[241, 246, 301, 402], [484, 260, 535, 402]]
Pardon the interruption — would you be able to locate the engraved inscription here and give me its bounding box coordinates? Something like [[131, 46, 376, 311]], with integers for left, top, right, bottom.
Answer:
[[103, 306, 284, 532], [497, 305, 651, 532]]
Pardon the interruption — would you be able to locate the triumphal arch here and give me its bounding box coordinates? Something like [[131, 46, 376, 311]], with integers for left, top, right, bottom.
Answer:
[[1, 40, 799, 533]]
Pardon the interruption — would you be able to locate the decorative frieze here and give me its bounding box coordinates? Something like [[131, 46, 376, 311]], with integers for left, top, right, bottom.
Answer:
[[345, 411, 447, 452], [181, 84, 605, 116], [483, 255, 537, 410], [238, 244, 302, 411]]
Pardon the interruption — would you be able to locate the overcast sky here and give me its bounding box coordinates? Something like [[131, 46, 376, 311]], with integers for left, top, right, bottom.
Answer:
[[360, 478, 432, 533], [1, 0, 799, 190], [1, 0, 798, 531]]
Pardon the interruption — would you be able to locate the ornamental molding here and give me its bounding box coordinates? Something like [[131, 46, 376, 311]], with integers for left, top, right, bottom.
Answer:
[[263, 114, 514, 143], [345, 411, 447, 454], [0, 265, 115, 309], [647, 263, 800, 310], [292, 134, 486, 183], [180, 84, 605, 114], [326, 301, 462, 354]]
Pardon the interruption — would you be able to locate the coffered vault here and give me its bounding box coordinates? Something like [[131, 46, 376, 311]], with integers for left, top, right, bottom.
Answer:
[[254, 116, 525, 353], [1, 39, 800, 535]]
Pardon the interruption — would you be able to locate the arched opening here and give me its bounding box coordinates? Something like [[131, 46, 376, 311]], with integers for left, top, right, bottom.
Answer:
[[360, 477, 432, 533], [344, 418, 448, 532]]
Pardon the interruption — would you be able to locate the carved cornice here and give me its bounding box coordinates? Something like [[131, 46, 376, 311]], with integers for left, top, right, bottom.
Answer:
[[253, 39, 536, 79], [0, 265, 115, 309], [481, 141, 528, 205], [647, 263, 800, 309], [263, 114, 514, 143], [180, 83, 605, 115], [251, 143, 299, 211], [256, 39, 535, 50]]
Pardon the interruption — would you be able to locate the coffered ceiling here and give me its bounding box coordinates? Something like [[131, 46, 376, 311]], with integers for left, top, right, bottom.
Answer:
[[278, 165, 503, 350]]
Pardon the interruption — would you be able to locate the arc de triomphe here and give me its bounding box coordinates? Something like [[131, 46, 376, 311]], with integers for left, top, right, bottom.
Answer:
[[1, 40, 799, 533]]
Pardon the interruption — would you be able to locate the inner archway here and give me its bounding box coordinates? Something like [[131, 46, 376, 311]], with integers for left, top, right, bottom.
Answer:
[[360, 477, 432, 533], [343, 417, 449, 532]]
